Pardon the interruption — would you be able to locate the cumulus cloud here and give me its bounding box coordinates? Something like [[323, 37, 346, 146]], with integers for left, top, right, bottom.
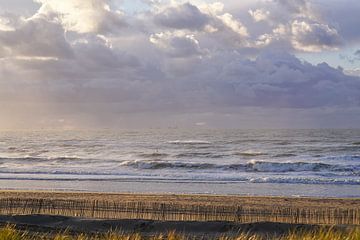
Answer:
[[243, 0, 344, 52], [291, 20, 342, 52], [152, 2, 248, 40], [150, 32, 205, 58], [154, 3, 210, 30], [33, 0, 126, 34], [0, 17, 73, 58], [249, 9, 270, 22], [217, 13, 248, 37], [152, 2, 249, 49], [0, 0, 360, 128]]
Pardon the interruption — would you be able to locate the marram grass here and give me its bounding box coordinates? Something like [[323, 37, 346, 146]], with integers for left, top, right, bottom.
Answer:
[[0, 225, 359, 240]]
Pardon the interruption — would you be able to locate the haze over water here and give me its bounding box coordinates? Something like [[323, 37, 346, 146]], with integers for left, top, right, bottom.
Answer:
[[0, 129, 359, 197]]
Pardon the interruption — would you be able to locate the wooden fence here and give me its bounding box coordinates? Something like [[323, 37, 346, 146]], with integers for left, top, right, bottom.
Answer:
[[0, 198, 359, 225]]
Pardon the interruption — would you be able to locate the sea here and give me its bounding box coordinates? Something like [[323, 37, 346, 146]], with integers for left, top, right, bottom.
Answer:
[[0, 129, 359, 198]]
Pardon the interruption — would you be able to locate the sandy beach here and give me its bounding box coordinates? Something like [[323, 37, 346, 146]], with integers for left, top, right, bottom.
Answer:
[[0, 191, 358, 237]]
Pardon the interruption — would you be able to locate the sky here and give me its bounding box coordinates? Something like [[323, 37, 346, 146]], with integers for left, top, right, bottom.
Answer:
[[0, 0, 360, 129]]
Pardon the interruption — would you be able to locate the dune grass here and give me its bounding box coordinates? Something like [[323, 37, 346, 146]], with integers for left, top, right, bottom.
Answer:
[[0, 225, 359, 240]]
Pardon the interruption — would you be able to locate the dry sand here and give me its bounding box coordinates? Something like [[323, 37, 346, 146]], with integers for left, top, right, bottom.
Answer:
[[0, 191, 358, 235], [0, 191, 359, 209]]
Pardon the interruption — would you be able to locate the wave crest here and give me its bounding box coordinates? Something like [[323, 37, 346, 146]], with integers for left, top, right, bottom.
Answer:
[[234, 151, 267, 157], [120, 160, 359, 173], [168, 140, 211, 145]]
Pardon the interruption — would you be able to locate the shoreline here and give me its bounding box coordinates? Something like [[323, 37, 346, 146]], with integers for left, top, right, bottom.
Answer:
[[1, 180, 360, 198]]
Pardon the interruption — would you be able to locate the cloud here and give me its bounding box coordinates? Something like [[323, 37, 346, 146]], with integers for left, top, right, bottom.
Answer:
[[318, 0, 360, 44], [291, 20, 342, 52], [179, 50, 360, 109], [33, 0, 126, 34], [0, 14, 17, 31], [245, 0, 343, 52], [0, 0, 360, 128], [154, 3, 210, 30], [275, 0, 308, 14], [152, 2, 248, 36], [217, 13, 249, 37], [249, 9, 270, 22], [0, 17, 73, 58], [150, 32, 205, 58], [345, 68, 360, 77], [151, 2, 249, 50]]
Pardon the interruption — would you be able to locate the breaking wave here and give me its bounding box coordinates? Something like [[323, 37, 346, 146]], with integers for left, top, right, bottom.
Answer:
[[234, 151, 267, 157], [0, 173, 358, 185], [0, 156, 82, 161], [0, 157, 94, 164], [168, 140, 211, 145], [119, 160, 360, 173], [273, 153, 298, 158], [138, 153, 169, 158]]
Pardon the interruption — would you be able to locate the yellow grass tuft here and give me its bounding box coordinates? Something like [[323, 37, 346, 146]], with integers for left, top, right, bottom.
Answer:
[[0, 225, 359, 240], [281, 228, 360, 240], [0, 225, 25, 240]]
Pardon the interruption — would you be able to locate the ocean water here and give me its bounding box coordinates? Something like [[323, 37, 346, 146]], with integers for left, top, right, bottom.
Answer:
[[0, 129, 359, 197]]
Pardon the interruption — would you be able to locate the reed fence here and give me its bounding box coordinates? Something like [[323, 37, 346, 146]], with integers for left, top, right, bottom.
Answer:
[[0, 198, 358, 225]]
